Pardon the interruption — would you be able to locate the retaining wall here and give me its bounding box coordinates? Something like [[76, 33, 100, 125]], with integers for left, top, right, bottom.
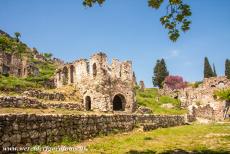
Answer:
[[0, 114, 185, 151]]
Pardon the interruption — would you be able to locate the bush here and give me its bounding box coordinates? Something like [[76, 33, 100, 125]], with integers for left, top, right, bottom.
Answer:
[[164, 75, 187, 90], [214, 89, 230, 101]]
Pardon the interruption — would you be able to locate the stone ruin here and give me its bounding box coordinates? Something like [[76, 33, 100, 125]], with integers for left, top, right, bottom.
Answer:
[[54, 52, 136, 113], [161, 76, 230, 121], [0, 51, 39, 77]]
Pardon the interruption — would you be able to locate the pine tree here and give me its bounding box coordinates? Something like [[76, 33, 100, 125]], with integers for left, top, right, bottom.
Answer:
[[204, 57, 214, 78], [225, 59, 230, 79], [152, 58, 169, 88], [213, 63, 217, 77]]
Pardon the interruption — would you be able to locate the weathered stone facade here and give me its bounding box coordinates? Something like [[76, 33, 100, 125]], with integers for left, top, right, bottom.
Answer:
[[0, 51, 39, 78], [23, 90, 65, 101], [54, 52, 136, 113], [161, 76, 230, 121], [0, 114, 185, 151]]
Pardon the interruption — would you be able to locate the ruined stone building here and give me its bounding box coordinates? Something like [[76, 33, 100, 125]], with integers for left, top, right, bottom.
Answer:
[[162, 76, 230, 121], [54, 52, 136, 112], [0, 51, 39, 77]]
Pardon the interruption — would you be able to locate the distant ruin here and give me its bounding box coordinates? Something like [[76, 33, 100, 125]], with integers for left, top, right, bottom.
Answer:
[[161, 76, 230, 121], [54, 52, 136, 112]]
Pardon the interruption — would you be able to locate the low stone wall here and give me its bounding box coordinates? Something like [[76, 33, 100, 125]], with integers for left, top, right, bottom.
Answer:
[[23, 90, 65, 101], [0, 96, 47, 109], [0, 96, 83, 110], [0, 114, 186, 151]]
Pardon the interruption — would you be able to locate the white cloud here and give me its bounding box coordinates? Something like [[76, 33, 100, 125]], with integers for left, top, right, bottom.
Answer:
[[165, 49, 180, 59]]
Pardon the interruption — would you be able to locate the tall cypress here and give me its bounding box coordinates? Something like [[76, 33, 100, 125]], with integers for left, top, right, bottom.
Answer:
[[152, 58, 169, 88], [204, 57, 214, 78], [213, 63, 217, 77], [225, 59, 230, 79]]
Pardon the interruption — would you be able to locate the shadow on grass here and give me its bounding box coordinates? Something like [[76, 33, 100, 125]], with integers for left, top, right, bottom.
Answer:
[[126, 149, 230, 154]]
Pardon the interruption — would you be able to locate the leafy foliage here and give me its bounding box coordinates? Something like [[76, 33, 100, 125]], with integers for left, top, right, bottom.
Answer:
[[204, 57, 214, 78], [0, 34, 27, 56], [164, 75, 187, 90], [225, 59, 230, 79], [43, 52, 53, 59], [214, 89, 230, 101], [82, 0, 192, 42], [152, 59, 169, 88], [14, 32, 21, 42]]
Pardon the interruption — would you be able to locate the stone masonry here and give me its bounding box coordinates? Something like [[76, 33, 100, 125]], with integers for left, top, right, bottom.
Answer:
[[54, 52, 136, 113], [0, 114, 185, 152]]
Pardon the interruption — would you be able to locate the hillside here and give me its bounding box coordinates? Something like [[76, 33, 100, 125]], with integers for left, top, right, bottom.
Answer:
[[0, 30, 60, 91], [136, 88, 187, 115]]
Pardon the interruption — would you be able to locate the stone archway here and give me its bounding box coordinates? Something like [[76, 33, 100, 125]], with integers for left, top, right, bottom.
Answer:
[[113, 94, 126, 111], [85, 96, 91, 111]]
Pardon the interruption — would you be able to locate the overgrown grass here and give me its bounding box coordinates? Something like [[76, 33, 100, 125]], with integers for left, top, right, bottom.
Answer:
[[44, 124, 230, 154], [136, 88, 187, 115], [25, 60, 57, 85], [0, 75, 41, 91]]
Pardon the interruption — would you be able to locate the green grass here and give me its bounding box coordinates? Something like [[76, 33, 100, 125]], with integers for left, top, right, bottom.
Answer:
[[136, 88, 187, 115], [0, 75, 41, 91], [43, 124, 230, 154]]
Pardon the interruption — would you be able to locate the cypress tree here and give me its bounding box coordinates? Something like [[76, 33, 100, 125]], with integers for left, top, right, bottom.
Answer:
[[225, 59, 230, 79], [213, 63, 217, 77], [204, 57, 214, 78], [152, 58, 169, 88]]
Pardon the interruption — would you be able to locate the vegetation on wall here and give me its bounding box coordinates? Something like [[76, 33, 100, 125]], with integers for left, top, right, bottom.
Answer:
[[214, 89, 230, 102]]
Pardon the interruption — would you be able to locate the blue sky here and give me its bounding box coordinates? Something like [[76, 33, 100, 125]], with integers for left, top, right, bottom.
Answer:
[[0, 0, 230, 87]]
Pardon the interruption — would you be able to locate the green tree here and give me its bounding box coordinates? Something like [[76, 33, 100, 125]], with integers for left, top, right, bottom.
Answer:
[[43, 52, 53, 59], [204, 57, 214, 78], [14, 32, 21, 42], [225, 59, 230, 79], [83, 0, 192, 42], [152, 58, 169, 88], [213, 63, 217, 77]]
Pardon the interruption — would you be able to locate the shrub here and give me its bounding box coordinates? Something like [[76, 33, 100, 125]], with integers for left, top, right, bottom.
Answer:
[[214, 89, 230, 101], [164, 75, 187, 90]]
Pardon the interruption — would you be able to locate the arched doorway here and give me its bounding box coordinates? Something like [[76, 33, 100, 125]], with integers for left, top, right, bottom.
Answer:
[[85, 96, 91, 111], [70, 65, 75, 83], [113, 94, 126, 111]]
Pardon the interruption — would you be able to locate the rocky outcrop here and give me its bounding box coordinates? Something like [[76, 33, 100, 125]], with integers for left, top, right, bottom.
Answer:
[[0, 114, 186, 152]]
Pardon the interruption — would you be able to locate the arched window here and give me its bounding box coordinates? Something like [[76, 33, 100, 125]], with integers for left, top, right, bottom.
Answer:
[[113, 94, 126, 111], [93, 63, 97, 77], [85, 96, 91, 111], [63, 66, 68, 85], [70, 65, 75, 83]]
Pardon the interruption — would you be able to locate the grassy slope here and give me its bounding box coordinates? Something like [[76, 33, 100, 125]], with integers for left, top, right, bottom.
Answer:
[[44, 124, 230, 154], [136, 88, 187, 115]]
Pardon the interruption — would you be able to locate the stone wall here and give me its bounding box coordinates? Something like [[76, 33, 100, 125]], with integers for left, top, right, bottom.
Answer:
[[0, 114, 186, 151], [23, 90, 65, 101], [0, 96, 82, 110]]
